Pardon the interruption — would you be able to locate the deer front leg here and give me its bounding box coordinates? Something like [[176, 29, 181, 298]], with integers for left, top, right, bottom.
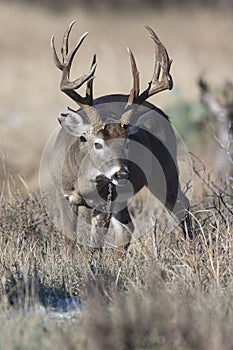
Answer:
[[112, 205, 134, 259], [90, 210, 112, 252], [63, 190, 94, 252], [57, 191, 78, 254]]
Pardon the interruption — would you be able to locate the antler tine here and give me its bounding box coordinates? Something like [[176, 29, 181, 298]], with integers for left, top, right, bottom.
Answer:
[[51, 21, 102, 126], [51, 35, 63, 71], [86, 54, 97, 103], [121, 25, 173, 126], [51, 22, 90, 81], [61, 56, 96, 92], [144, 25, 161, 82], [64, 31, 89, 79], [120, 48, 140, 126], [145, 26, 173, 96], [51, 21, 78, 72], [139, 25, 173, 101], [62, 20, 76, 58], [127, 47, 140, 106]]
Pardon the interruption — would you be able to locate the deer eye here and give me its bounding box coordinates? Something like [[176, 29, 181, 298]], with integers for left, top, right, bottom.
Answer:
[[80, 136, 87, 142], [94, 142, 103, 150]]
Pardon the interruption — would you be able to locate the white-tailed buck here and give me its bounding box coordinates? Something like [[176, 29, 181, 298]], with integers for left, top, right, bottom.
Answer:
[[199, 79, 233, 179], [51, 21, 193, 254]]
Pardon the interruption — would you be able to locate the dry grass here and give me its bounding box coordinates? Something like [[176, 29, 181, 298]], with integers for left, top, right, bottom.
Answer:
[[0, 164, 233, 349]]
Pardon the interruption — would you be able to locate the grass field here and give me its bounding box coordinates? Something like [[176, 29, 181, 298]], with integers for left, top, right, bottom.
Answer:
[[0, 171, 232, 349], [0, 2, 233, 349]]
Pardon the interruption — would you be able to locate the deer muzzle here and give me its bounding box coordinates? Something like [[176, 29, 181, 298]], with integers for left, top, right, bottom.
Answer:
[[112, 165, 130, 186]]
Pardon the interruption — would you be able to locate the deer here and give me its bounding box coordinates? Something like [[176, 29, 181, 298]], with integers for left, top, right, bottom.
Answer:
[[199, 79, 233, 180], [50, 21, 193, 256]]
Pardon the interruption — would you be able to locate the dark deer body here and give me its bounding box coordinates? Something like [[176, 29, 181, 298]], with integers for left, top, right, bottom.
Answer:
[[51, 22, 193, 253]]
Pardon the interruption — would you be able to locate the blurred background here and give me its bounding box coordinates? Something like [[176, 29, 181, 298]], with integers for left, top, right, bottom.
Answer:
[[0, 0, 232, 191]]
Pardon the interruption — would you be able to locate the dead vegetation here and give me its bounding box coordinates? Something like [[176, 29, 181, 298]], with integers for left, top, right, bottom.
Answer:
[[0, 160, 233, 349]]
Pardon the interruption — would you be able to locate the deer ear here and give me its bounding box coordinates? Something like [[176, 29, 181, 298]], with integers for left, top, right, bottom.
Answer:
[[58, 107, 91, 136]]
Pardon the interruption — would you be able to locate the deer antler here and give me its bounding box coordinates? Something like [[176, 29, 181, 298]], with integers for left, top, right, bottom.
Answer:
[[51, 21, 102, 126], [121, 26, 173, 126]]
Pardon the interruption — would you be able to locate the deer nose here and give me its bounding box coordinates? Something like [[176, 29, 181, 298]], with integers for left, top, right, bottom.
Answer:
[[114, 171, 130, 185]]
